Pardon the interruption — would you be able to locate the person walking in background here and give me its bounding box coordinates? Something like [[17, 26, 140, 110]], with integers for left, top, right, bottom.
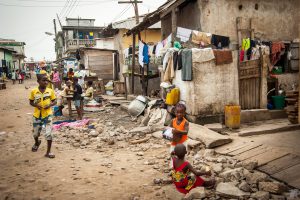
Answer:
[[11, 70, 16, 84], [52, 67, 61, 89], [17, 69, 22, 84]]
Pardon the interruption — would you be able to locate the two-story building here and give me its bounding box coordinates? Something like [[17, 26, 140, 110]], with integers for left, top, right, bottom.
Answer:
[[55, 18, 104, 59], [0, 39, 26, 73]]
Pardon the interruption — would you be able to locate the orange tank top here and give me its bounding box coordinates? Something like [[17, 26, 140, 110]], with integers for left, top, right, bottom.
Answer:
[[171, 117, 188, 146]]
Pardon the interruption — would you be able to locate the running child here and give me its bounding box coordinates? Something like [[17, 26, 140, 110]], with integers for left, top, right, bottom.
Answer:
[[29, 74, 57, 158], [171, 144, 215, 194]]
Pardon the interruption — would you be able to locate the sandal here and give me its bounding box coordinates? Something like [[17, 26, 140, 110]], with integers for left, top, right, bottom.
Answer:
[[31, 140, 41, 152], [45, 153, 55, 159]]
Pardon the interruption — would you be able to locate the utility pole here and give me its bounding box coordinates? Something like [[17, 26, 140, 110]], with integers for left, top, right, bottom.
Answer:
[[118, 0, 142, 39], [53, 19, 58, 60], [118, 0, 143, 94]]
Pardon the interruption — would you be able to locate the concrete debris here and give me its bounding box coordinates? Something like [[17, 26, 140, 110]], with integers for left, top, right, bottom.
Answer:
[[189, 123, 232, 148], [258, 182, 289, 194], [239, 181, 252, 192], [216, 182, 250, 198], [183, 187, 206, 200], [250, 191, 270, 200], [245, 171, 269, 184]]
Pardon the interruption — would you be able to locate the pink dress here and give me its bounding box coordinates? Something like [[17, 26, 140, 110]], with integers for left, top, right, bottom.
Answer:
[[52, 72, 60, 83]]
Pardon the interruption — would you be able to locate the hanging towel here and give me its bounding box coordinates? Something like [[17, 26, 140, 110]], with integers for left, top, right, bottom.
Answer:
[[138, 41, 144, 66], [242, 38, 250, 51], [213, 50, 233, 65], [177, 27, 192, 42], [211, 34, 230, 49], [192, 48, 215, 64], [181, 49, 192, 81], [271, 42, 285, 65], [177, 50, 183, 70], [173, 51, 178, 71], [240, 50, 245, 62], [163, 54, 175, 82], [155, 42, 163, 58], [143, 44, 149, 65], [191, 31, 212, 46]]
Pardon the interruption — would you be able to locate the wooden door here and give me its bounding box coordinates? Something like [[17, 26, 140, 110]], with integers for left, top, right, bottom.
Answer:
[[239, 59, 261, 109]]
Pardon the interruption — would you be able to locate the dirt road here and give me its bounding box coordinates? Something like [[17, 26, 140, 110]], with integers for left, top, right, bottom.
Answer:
[[0, 79, 176, 200]]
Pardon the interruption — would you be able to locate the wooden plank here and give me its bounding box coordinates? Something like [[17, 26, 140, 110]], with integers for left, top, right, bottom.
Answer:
[[216, 141, 251, 155], [258, 154, 300, 175], [272, 164, 300, 189], [246, 148, 290, 166], [228, 143, 263, 156], [234, 145, 270, 161]]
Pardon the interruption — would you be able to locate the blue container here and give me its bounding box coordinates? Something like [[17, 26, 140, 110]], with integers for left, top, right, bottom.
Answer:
[[53, 106, 62, 116]]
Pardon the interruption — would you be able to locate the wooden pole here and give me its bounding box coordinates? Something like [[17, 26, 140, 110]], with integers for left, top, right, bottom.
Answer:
[[298, 25, 300, 124], [131, 33, 136, 94]]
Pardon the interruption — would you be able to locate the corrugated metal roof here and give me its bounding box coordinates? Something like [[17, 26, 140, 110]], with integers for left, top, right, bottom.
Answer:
[[112, 16, 161, 30]]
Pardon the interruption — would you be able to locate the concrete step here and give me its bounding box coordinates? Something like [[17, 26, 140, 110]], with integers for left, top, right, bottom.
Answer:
[[237, 119, 300, 137], [241, 109, 287, 123]]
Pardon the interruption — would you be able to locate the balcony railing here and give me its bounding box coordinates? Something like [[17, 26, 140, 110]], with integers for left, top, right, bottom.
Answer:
[[66, 39, 96, 49]]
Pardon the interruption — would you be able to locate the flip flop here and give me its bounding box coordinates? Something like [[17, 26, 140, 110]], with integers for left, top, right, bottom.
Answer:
[[45, 153, 55, 159], [31, 140, 41, 152]]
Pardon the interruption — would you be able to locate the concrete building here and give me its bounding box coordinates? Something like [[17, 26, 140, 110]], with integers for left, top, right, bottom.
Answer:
[[126, 0, 300, 123], [0, 47, 17, 77], [0, 39, 26, 72], [55, 18, 104, 59]]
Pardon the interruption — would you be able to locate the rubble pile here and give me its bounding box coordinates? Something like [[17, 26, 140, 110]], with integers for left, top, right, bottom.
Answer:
[[53, 103, 297, 200]]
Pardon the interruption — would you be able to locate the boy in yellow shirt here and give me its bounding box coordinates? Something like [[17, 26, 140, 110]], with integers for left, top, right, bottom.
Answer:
[[29, 74, 57, 158]]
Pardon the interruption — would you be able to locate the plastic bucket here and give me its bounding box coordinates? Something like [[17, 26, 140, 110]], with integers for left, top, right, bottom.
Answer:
[[272, 96, 285, 109], [225, 105, 241, 129]]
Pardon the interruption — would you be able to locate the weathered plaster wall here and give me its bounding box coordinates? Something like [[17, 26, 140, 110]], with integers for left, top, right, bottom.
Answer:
[[0, 50, 4, 61], [276, 73, 299, 91], [161, 13, 172, 39], [198, 0, 300, 43], [172, 51, 239, 116]]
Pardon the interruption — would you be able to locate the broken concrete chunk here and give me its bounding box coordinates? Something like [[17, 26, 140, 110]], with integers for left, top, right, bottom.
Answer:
[[129, 126, 151, 135], [219, 168, 245, 182], [216, 182, 250, 198], [189, 123, 232, 148], [211, 163, 223, 174], [183, 187, 206, 200], [152, 131, 162, 139], [187, 139, 202, 148], [239, 181, 252, 192], [258, 182, 289, 195], [245, 171, 269, 184], [241, 160, 258, 171], [251, 191, 270, 200]]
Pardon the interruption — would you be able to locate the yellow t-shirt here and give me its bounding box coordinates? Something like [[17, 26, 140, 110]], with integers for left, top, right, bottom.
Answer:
[[85, 87, 94, 100], [29, 87, 56, 119]]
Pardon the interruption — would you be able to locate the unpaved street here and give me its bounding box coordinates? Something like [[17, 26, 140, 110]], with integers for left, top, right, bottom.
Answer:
[[0, 79, 175, 200]]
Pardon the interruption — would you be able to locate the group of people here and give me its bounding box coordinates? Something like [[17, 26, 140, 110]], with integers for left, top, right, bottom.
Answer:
[[28, 62, 95, 159], [28, 60, 214, 195], [11, 69, 25, 84]]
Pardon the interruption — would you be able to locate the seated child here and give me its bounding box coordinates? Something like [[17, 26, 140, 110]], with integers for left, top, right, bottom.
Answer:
[[169, 103, 189, 154], [171, 144, 215, 194], [84, 81, 94, 104], [57, 80, 72, 114]]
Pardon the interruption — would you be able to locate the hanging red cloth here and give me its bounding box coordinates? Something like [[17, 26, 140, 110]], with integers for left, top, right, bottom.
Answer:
[[271, 42, 285, 65]]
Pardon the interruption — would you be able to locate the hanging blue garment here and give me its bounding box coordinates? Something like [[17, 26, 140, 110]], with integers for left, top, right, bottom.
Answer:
[[143, 44, 149, 64]]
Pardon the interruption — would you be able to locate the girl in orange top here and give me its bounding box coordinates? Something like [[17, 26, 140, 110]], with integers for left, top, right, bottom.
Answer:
[[169, 103, 189, 154]]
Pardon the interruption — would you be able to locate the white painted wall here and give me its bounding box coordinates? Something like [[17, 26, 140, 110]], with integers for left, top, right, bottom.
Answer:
[[172, 51, 239, 116], [96, 38, 114, 50]]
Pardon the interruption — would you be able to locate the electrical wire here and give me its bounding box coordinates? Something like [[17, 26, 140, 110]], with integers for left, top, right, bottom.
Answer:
[[0, 0, 118, 8], [111, 4, 132, 23], [65, 0, 78, 18]]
